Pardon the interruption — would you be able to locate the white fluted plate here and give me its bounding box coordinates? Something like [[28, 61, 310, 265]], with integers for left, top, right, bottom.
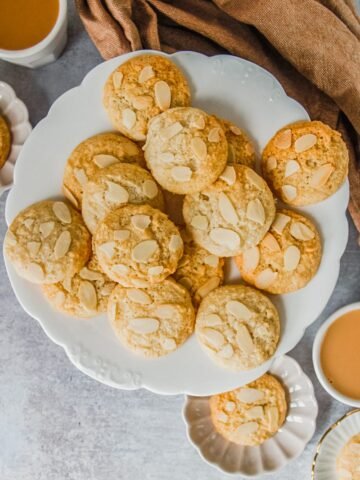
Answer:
[[183, 355, 318, 477], [312, 409, 360, 479], [0, 81, 32, 196]]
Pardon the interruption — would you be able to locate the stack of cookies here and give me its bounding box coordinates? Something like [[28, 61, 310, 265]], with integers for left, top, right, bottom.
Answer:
[[4, 54, 349, 371]]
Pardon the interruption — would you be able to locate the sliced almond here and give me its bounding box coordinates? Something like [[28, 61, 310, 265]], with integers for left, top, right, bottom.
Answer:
[[274, 129, 291, 150], [98, 242, 116, 258], [78, 281, 97, 311], [39, 221, 55, 238], [131, 279, 149, 288], [159, 152, 175, 163], [230, 125, 242, 136], [202, 328, 225, 349], [101, 283, 115, 296], [131, 215, 151, 230], [53, 202, 71, 224], [114, 229, 130, 241], [55, 291, 65, 307], [128, 318, 159, 334], [105, 181, 129, 204], [246, 199, 265, 225], [218, 192, 238, 225], [282, 184, 297, 201], [113, 71, 123, 89], [191, 116, 205, 130], [132, 240, 158, 263], [237, 388, 264, 403], [284, 245, 301, 271], [138, 65, 155, 84], [219, 165, 236, 185], [169, 234, 182, 252], [54, 231, 71, 259], [242, 247, 260, 272], [93, 154, 119, 168], [237, 422, 258, 438], [236, 323, 255, 354], [178, 276, 193, 290], [255, 268, 278, 289], [190, 215, 208, 231], [284, 159, 300, 178], [127, 289, 152, 305], [27, 262, 45, 282], [196, 276, 220, 298], [217, 412, 228, 422], [210, 228, 241, 249], [309, 163, 334, 188], [247, 406, 264, 420], [204, 255, 219, 267], [62, 276, 72, 293], [122, 108, 136, 130], [63, 186, 79, 208], [79, 267, 103, 282], [205, 314, 222, 326], [5, 230, 17, 246], [27, 241, 41, 257], [24, 218, 34, 229], [294, 133, 317, 153], [246, 169, 264, 189], [267, 406, 279, 431], [111, 264, 129, 276], [154, 305, 177, 318], [132, 95, 153, 110], [225, 401, 236, 413], [272, 213, 291, 235], [290, 222, 315, 241], [142, 179, 158, 199], [208, 127, 221, 143], [148, 265, 164, 276], [154, 80, 171, 110], [267, 155, 278, 171], [162, 338, 177, 351], [262, 232, 280, 252], [160, 122, 183, 140], [109, 301, 117, 321], [74, 168, 88, 186], [191, 137, 207, 161], [226, 300, 252, 321], [171, 166, 192, 182]]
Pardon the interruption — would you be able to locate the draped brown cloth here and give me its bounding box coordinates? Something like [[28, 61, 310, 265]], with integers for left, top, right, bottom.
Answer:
[[75, 0, 360, 234]]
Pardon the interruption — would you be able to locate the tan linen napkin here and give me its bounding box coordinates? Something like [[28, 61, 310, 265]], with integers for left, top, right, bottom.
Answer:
[[75, 0, 360, 234]]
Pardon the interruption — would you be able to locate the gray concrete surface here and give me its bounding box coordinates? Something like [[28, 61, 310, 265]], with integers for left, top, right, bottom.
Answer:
[[0, 2, 359, 479]]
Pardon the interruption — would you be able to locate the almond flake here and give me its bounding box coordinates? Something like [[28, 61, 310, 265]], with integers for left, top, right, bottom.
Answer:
[[169, 234, 182, 251], [202, 328, 225, 349], [5, 230, 17, 246], [294, 133, 317, 153], [242, 247, 260, 272], [236, 323, 255, 354], [246, 199, 265, 224], [236, 388, 264, 403], [73, 169, 87, 188], [237, 422, 258, 438], [255, 268, 278, 289], [160, 122, 183, 140], [267, 156, 277, 171], [162, 338, 177, 351], [205, 314, 222, 326], [171, 166, 192, 182], [122, 108, 136, 130], [225, 401, 236, 412], [128, 318, 159, 334], [78, 281, 97, 311], [111, 264, 129, 276], [262, 232, 280, 252], [63, 186, 79, 208], [27, 241, 41, 257], [113, 71, 123, 89], [98, 242, 116, 258], [219, 165, 236, 185], [39, 221, 55, 238], [148, 266, 164, 276], [132, 95, 153, 110], [190, 137, 207, 160], [54, 231, 71, 259], [127, 289, 152, 304], [132, 240, 158, 263], [272, 213, 291, 235], [114, 229, 130, 241], [53, 202, 71, 224], [284, 245, 301, 271], [131, 279, 149, 288], [93, 154, 119, 168], [204, 255, 219, 267], [159, 152, 175, 163], [178, 276, 193, 289], [267, 406, 279, 430], [210, 228, 241, 249], [154, 305, 177, 318], [196, 276, 220, 298], [246, 169, 264, 189], [207, 128, 221, 143], [101, 283, 115, 296], [217, 412, 228, 423], [138, 65, 155, 84], [79, 267, 103, 282], [191, 117, 205, 129], [131, 215, 151, 230], [290, 221, 314, 241], [190, 215, 208, 231], [62, 276, 72, 292], [230, 125, 242, 136], [226, 300, 252, 321], [247, 406, 264, 419], [142, 179, 158, 199], [284, 159, 300, 178], [154, 80, 171, 110], [218, 343, 234, 359], [218, 192, 238, 225], [309, 163, 334, 188], [274, 129, 291, 149], [105, 181, 129, 203], [282, 184, 297, 201], [24, 218, 34, 229], [27, 262, 45, 282]]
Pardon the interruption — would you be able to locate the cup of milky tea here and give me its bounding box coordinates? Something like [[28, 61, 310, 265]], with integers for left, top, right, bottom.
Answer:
[[313, 302, 360, 407], [0, 0, 67, 68]]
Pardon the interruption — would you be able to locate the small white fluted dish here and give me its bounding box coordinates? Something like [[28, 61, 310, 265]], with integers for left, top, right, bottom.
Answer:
[[0, 82, 32, 197], [183, 355, 318, 477], [312, 409, 360, 480]]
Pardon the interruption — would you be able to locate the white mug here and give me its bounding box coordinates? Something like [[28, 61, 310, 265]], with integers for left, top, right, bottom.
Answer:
[[0, 0, 68, 68]]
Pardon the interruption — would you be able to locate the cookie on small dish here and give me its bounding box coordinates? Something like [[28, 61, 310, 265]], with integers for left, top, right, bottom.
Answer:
[[0, 115, 11, 169]]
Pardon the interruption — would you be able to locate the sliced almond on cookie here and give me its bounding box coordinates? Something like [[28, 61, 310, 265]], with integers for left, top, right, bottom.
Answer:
[[284, 159, 300, 178], [160, 122, 183, 140], [210, 228, 241, 249], [74, 168, 88, 186], [111, 264, 129, 276], [202, 328, 225, 349], [128, 318, 159, 334], [267, 406, 279, 431], [196, 277, 220, 298], [247, 406, 264, 420], [54, 231, 71, 259], [159, 152, 174, 163], [226, 301, 252, 321], [138, 65, 155, 84], [230, 125, 242, 136], [78, 281, 97, 311], [262, 232, 280, 251], [114, 229, 130, 241], [236, 388, 264, 403], [122, 108, 136, 130], [282, 184, 297, 201], [208, 128, 221, 143], [154, 305, 177, 318], [53, 202, 71, 224], [27, 262, 45, 282], [290, 222, 315, 241], [205, 314, 222, 326], [142, 179, 158, 199], [236, 323, 255, 354], [219, 165, 236, 185], [131, 215, 151, 230], [294, 133, 317, 153], [132, 95, 153, 110], [79, 267, 103, 282], [191, 116, 205, 130], [113, 71, 123, 89], [218, 192, 238, 225], [267, 156, 278, 171], [246, 199, 265, 224], [246, 169, 264, 189], [105, 181, 129, 204], [191, 214, 208, 230], [190, 137, 207, 160], [169, 234, 182, 251], [237, 422, 258, 438], [274, 129, 291, 150], [271, 213, 291, 235], [204, 255, 219, 267], [284, 245, 301, 271], [131, 240, 158, 263], [309, 163, 334, 188], [217, 412, 228, 422], [242, 246, 260, 272], [255, 268, 278, 289], [148, 265, 164, 276], [98, 241, 116, 258], [171, 166, 192, 182], [24, 218, 34, 229], [162, 338, 177, 351], [225, 401, 236, 412], [93, 154, 119, 168], [63, 186, 79, 208], [154, 81, 171, 110], [27, 241, 41, 257], [127, 289, 152, 305], [5, 230, 17, 246]]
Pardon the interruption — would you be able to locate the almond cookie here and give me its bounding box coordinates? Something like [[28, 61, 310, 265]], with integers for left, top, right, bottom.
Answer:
[[235, 209, 322, 294], [210, 373, 287, 446], [42, 255, 116, 318], [103, 54, 191, 141], [82, 163, 165, 234], [63, 132, 145, 208], [262, 120, 349, 206], [0, 115, 11, 169], [216, 117, 256, 168], [4, 200, 91, 284], [144, 107, 228, 194], [183, 165, 275, 257], [336, 434, 360, 480], [196, 285, 280, 370], [173, 229, 225, 308], [94, 204, 183, 287], [108, 278, 195, 357]]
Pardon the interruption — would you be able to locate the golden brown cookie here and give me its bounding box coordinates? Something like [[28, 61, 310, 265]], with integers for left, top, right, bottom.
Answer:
[[336, 434, 360, 480], [216, 117, 256, 168], [0, 115, 11, 169]]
